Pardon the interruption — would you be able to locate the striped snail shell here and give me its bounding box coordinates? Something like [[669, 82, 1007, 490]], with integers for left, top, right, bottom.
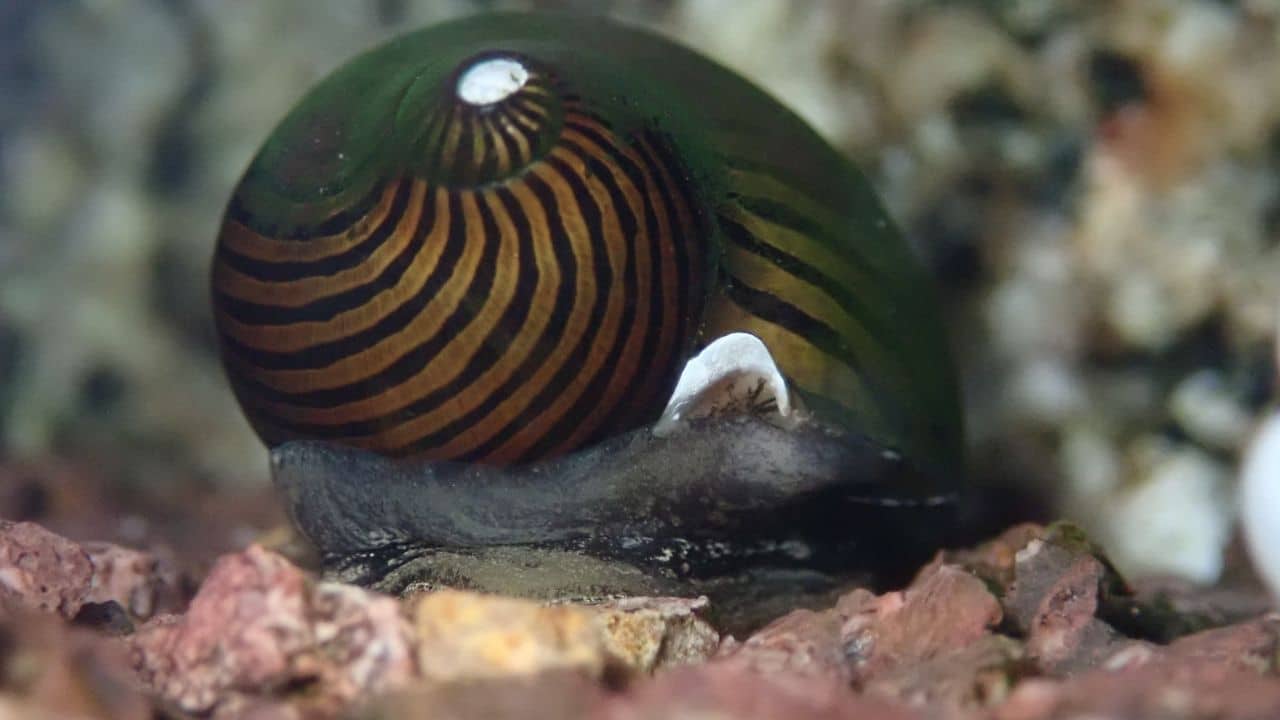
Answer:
[[212, 12, 963, 490]]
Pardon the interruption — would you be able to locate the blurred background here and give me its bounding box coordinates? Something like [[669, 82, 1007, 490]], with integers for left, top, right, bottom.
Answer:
[[1, 0, 1278, 583]]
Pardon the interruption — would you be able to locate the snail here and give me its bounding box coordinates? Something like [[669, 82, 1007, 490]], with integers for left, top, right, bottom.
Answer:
[[211, 12, 964, 614]]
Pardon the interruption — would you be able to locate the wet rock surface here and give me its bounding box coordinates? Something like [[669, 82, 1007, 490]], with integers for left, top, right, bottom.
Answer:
[[128, 544, 421, 717], [0, 519, 182, 625], [2, 520, 1277, 719]]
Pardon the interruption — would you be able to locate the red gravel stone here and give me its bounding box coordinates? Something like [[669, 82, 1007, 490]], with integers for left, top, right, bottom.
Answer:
[[129, 545, 415, 718]]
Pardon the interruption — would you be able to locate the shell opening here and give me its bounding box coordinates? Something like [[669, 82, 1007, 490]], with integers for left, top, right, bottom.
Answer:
[[456, 56, 529, 106], [654, 332, 801, 437]]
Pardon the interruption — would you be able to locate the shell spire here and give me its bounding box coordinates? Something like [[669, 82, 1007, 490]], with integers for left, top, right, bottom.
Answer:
[[416, 52, 565, 187]]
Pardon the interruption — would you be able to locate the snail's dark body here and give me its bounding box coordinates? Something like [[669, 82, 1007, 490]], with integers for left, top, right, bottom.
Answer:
[[211, 12, 965, 608], [273, 416, 957, 629]]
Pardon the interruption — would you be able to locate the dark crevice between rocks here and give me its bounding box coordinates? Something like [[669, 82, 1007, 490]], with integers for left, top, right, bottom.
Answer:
[[1264, 125, 1280, 246], [915, 173, 991, 292], [78, 364, 127, 415], [1088, 49, 1149, 115], [955, 481, 1053, 551], [966, 0, 1089, 49], [7, 478, 49, 522], [1084, 312, 1266, 460], [950, 82, 1029, 129], [1031, 135, 1085, 209], [1010, 524, 1231, 645], [1087, 312, 1228, 371], [71, 601, 135, 637], [1099, 592, 1221, 644], [0, 0, 50, 131]]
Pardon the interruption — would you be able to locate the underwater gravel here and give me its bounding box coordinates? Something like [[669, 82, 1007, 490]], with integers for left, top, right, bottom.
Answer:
[[2, 518, 1278, 719], [3, 0, 1279, 588]]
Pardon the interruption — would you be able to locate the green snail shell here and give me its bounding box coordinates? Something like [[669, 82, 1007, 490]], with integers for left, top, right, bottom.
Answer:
[[211, 12, 963, 488]]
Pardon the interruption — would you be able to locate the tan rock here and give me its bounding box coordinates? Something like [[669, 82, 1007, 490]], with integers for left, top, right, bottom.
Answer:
[[411, 590, 607, 682], [409, 591, 718, 682], [596, 596, 719, 672]]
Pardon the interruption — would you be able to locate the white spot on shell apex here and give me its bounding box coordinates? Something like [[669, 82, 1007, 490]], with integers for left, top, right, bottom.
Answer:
[[457, 57, 529, 106]]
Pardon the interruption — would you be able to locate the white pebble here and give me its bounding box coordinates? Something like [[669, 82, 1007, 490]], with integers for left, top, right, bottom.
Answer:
[[1007, 357, 1085, 424], [1168, 370, 1251, 451], [1108, 273, 1177, 350], [1239, 412, 1280, 603], [1059, 424, 1119, 501], [1103, 444, 1231, 584]]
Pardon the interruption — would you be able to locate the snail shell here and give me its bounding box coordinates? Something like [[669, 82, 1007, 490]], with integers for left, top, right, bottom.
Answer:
[[212, 12, 962, 487]]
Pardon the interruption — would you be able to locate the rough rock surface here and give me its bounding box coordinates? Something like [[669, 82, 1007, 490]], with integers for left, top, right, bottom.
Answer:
[[129, 544, 415, 717], [590, 595, 720, 672], [715, 562, 1016, 715], [410, 590, 611, 683], [5, 521, 1280, 719], [0, 519, 180, 625], [409, 590, 719, 684], [1005, 533, 1130, 673]]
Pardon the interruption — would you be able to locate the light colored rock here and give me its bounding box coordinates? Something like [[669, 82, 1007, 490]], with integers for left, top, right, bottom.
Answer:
[[1240, 412, 1280, 604], [884, 7, 1031, 124], [1107, 271, 1179, 350], [33, 0, 190, 177], [1058, 424, 1120, 504], [0, 129, 83, 239], [1103, 441, 1233, 583], [670, 0, 857, 143], [409, 590, 719, 682], [1169, 370, 1253, 451], [0, 520, 93, 618], [411, 590, 609, 683], [595, 596, 719, 671], [0, 520, 177, 622], [1007, 357, 1086, 426]]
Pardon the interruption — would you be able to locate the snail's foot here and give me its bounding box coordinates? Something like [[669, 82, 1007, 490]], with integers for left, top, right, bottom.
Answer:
[[268, 334, 957, 628]]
